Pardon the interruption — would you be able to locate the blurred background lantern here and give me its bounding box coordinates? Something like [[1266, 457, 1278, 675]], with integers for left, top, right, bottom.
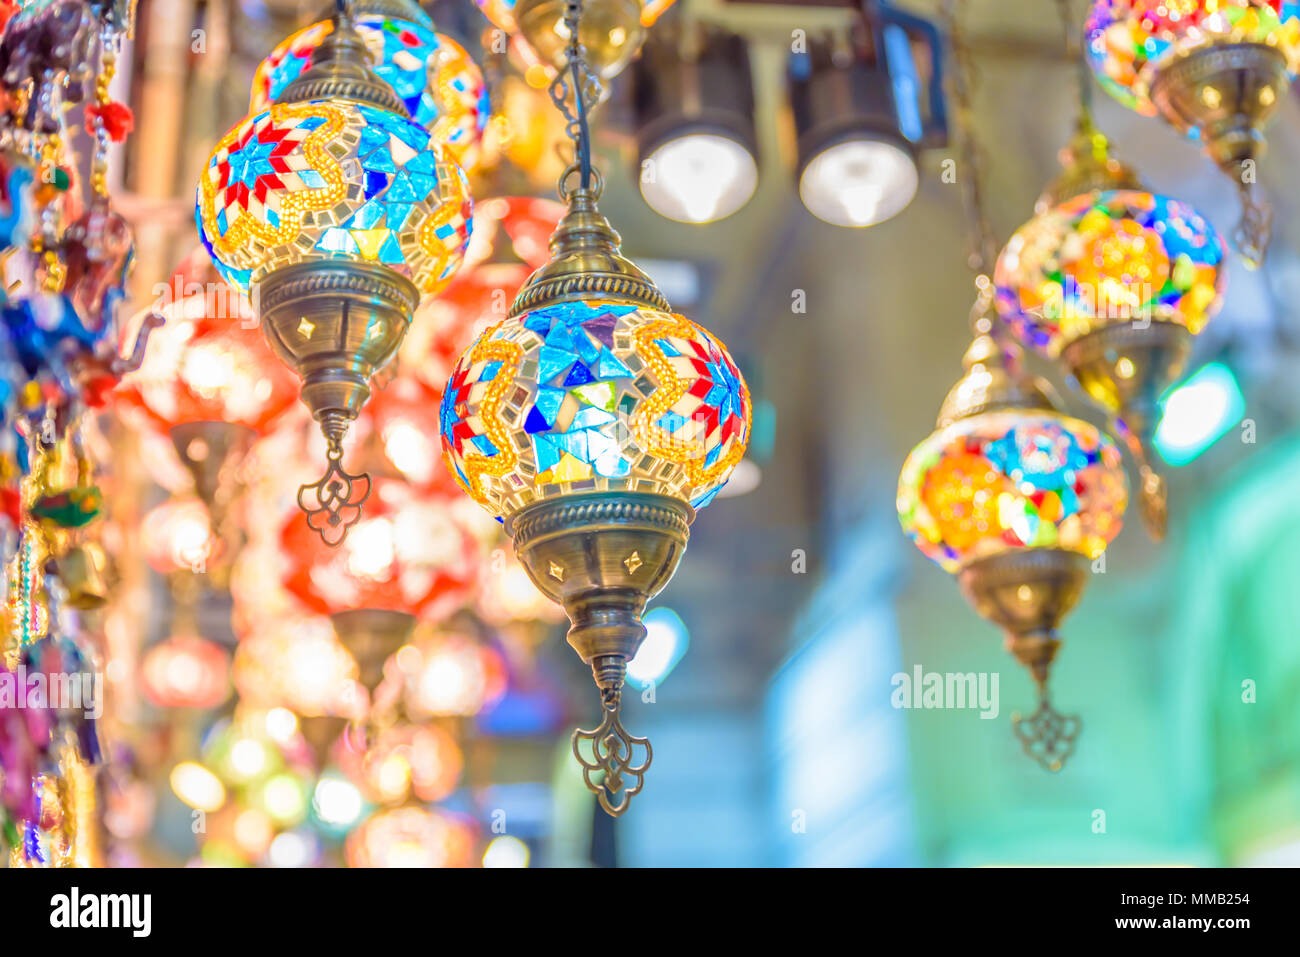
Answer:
[[995, 119, 1227, 539], [1085, 0, 1300, 263], [249, 0, 490, 173], [475, 0, 677, 82], [116, 248, 298, 517], [896, 4, 1128, 773], [337, 721, 463, 804], [232, 616, 363, 721], [898, 302, 1130, 770], [396, 628, 508, 720], [140, 635, 231, 710], [140, 497, 223, 576], [344, 804, 476, 867], [278, 477, 488, 623]]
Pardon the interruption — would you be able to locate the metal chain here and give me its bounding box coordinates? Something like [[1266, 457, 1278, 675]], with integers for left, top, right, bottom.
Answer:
[[941, 0, 997, 281], [1056, 0, 1094, 122], [546, 0, 603, 190]]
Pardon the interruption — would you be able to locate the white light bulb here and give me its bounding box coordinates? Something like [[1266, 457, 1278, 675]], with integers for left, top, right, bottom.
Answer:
[[641, 133, 758, 224], [799, 137, 918, 228]]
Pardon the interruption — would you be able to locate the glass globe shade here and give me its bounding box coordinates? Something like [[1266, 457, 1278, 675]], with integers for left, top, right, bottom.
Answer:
[[640, 132, 758, 224], [1086, 0, 1300, 115], [440, 299, 751, 519], [232, 616, 360, 717], [140, 635, 230, 710], [278, 478, 488, 620], [249, 15, 489, 171], [116, 256, 298, 435], [994, 189, 1226, 357], [344, 805, 476, 868], [898, 411, 1129, 574], [195, 100, 472, 296], [338, 722, 463, 804], [798, 137, 918, 228]]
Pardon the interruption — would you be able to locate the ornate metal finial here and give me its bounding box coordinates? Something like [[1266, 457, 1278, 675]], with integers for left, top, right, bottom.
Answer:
[[297, 413, 372, 546], [1036, 115, 1145, 212], [1234, 176, 1272, 271], [507, 492, 694, 816], [572, 672, 652, 817], [1012, 694, 1081, 772], [275, 0, 408, 116]]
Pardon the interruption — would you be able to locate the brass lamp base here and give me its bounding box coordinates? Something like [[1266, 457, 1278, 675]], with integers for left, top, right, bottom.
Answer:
[[258, 260, 419, 545], [958, 548, 1087, 771], [298, 714, 348, 765], [1150, 42, 1288, 265], [507, 491, 694, 815], [1150, 42, 1287, 173], [514, 0, 646, 81], [329, 608, 417, 694], [169, 421, 255, 514], [1061, 321, 1192, 542]]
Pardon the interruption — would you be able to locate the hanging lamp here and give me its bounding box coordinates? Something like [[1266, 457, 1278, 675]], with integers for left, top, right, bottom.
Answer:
[[1084, 0, 1300, 266], [440, 0, 751, 816], [996, 0, 1227, 540], [195, 0, 472, 545], [248, 0, 490, 172], [896, 1, 1129, 772]]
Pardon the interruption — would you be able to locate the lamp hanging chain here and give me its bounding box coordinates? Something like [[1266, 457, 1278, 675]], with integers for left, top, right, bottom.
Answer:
[[1056, 0, 1094, 127], [941, 0, 996, 285], [548, 0, 603, 192], [941, 0, 1000, 336]]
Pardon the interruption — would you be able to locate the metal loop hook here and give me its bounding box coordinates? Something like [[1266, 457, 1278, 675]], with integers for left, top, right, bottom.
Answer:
[[557, 163, 603, 202]]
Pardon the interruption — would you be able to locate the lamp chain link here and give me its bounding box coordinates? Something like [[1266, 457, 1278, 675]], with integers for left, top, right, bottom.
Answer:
[[941, 0, 997, 285], [547, 0, 603, 190]]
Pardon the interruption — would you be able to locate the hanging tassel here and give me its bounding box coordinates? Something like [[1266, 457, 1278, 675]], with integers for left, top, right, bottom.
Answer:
[[83, 101, 134, 143]]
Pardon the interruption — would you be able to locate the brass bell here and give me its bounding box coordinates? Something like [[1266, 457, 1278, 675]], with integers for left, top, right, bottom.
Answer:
[[59, 542, 111, 611]]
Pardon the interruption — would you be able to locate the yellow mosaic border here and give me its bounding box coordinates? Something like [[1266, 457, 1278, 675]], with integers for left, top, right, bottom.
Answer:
[[199, 101, 348, 268], [631, 313, 752, 489], [454, 327, 523, 507]]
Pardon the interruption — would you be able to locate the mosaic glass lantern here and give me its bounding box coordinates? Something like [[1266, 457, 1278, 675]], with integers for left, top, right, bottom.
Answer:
[[194, 5, 472, 545], [898, 293, 1129, 771], [440, 173, 750, 814], [1085, 0, 1300, 263], [249, 0, 489, 172], [995, 123, 1227, 539]]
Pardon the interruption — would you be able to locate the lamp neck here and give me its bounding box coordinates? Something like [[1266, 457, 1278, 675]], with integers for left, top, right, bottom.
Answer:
[[274, 0, 409, 116]]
